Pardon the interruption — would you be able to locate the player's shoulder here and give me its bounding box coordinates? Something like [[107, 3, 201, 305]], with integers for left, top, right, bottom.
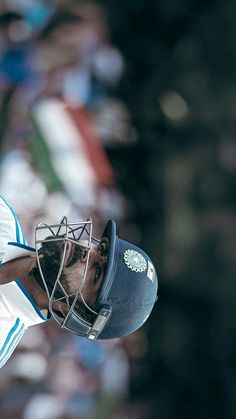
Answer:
[[0, 195, 26, 247], [0, 195, 12, 210], [0, 194, 23, 241], [0, 195, 16, 222]]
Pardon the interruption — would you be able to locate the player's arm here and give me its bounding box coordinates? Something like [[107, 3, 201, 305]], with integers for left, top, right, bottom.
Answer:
[[0, 259, 18, 284], [0, 256, 35, 285]]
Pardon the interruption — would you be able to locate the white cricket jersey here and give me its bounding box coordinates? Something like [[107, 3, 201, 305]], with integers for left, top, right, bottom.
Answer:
[[0, 196, 49, 368]]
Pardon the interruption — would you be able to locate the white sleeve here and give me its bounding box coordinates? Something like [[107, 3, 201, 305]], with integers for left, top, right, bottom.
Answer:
[[0, 196, 17, 263]]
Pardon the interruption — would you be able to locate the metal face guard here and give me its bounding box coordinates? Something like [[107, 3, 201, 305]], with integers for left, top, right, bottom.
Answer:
[[35, 217, 110, 338]]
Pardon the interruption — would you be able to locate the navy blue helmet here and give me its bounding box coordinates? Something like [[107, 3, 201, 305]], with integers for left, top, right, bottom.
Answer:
[[35, 218, 158, 340]]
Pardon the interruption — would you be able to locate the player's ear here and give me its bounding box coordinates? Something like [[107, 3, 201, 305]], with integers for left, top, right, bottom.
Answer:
[[53, 301, 69, 318]]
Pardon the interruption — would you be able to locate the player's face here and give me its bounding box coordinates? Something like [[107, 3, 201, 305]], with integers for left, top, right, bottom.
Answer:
[[62, 239, 108, 306], [38, 236, 108, 308]]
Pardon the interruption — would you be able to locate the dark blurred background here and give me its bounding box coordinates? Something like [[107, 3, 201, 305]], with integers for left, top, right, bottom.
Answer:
[[0, 0, 235, 418]]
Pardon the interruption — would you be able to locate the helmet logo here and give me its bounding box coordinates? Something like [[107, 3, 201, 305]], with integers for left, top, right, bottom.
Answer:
[[124, 250, 147, 272]]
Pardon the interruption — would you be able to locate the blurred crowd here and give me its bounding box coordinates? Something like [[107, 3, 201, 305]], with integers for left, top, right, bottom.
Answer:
[[0, 0, 139, 237], [0, 1, 147, 419]]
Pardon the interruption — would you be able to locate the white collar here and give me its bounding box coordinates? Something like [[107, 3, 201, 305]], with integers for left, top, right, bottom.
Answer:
[[2, 242, 36, 264]]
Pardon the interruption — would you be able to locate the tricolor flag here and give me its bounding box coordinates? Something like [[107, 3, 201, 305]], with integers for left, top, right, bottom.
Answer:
[[30, 98, 115, 210], [147, 260, 156, 283]]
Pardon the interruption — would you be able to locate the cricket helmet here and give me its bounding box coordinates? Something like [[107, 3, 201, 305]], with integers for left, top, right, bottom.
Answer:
[[35, 218, 158, 340]]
